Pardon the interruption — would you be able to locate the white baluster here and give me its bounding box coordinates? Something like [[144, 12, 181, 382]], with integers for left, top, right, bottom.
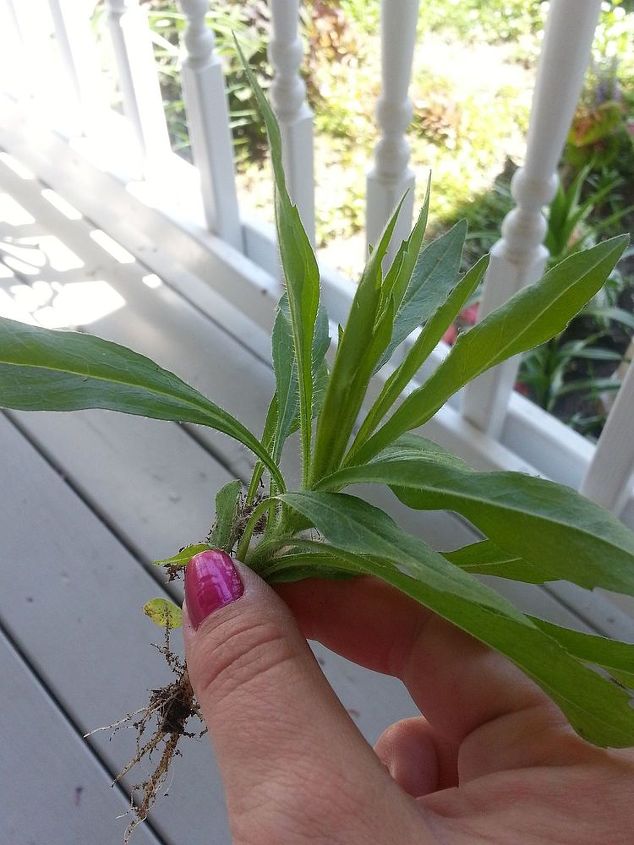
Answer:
[[0, 0, 28, 97], [366, 0, 420, 255], [47, 0, 106, 133], [462, 0, 602, 437], [3, 0, 61, 107], [268, 0, 315, 244], [105, 0, 171, 173], [177, 0, 242, 250], [581, 359, 634, 515]]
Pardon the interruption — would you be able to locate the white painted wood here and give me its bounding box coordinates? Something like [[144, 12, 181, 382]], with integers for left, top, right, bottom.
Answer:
[[176, 0, 242, 249], [462, 0, 602, 438], [105, 0, 172, 174], [548, 582, 634, 642], [0, 0, 31, 100], [47, 0, 107, 134], [581, 358, 634, 515], [3, 0, 69, 117], [0, 629, 163, 845], [268, 0, 315, 243], [366, 0, 419, 257]]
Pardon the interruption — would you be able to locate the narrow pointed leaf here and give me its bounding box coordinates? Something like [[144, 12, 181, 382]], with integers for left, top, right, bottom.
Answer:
[[377, 219, 468, 370], [270, 295, 298, 459], [276, 493, 634, 747], [381, 176, 431, 313], [271, 296, 330, 460], [0, 317, 284, 488], [311, 198, 404, 481], [237, 40, 320, 481], [352, 256, 488, 455], [361, 236, 629, 462], [154, 543, 210, 569], [531, 618, 634, 688]]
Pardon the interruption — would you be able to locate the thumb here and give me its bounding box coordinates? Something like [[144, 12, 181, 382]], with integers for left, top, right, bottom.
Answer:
[[182, 550, 417, 844]]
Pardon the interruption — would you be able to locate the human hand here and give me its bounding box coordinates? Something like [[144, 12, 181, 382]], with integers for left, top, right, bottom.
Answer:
[[183, 550, 634, 844]]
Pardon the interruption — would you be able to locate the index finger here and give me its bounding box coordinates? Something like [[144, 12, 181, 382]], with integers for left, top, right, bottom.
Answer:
[[276, 576, 554, 745]]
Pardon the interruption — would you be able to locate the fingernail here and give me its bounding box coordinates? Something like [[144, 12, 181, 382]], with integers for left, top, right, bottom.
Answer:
[[185, 550, 244, 630]]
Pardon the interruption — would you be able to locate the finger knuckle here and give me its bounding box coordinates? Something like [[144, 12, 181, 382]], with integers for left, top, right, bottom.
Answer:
[[193, 612, 296, 707]]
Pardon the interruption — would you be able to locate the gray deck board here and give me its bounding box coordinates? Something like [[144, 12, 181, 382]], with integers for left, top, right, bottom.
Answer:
[[0, 412, 231, 844], [0, 627, 163, 845]]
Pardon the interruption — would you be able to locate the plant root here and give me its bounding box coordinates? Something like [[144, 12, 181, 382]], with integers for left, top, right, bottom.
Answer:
[[87, 626, 204, 844]]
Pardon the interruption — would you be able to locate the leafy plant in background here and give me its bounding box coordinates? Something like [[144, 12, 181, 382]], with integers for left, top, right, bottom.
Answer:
[[518, 333, 624, 411], [514, 159, 634, 431], [441, 158, 633, 432], [2, 50, 634, 840], [93, 0, 273, 163]]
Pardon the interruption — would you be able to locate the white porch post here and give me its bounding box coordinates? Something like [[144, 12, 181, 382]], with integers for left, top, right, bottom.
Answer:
[[177, 0, 242, 250], [105, 0, 172, 174], [581, 360, 634, 515], [366, 0, 419, 256], [0, 0, 30, 99], [268, 0, 315, 244], [462, 0, 602, 438], [47, 0, 106, 134]]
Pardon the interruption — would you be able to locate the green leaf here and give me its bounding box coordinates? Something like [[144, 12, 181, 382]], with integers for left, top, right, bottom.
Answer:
[[380, 177, 430, 314], [530, 619, 634, 689], [443, 539, 530, 578], [236, 39, 320, 485], [371, 433, 471, 470], [583, 306, 634, 332], [270, 295, 298, 460], [311, 198, 405, 482], [319, 454, 634, 598], [153, 543, 210, 568], [0, 317, 285, 490], [143, 598, 183, 629], [279, 491, 526, 616], [350, 256, 488, 457], [259, 547, 357, 583], [276, 493, 634, 747], [376, 219, 467, 370], [554, 377, 622, 399], [358, 236, 629, 463], [209, 480, 242, 551], [270, 296, 330, 461]]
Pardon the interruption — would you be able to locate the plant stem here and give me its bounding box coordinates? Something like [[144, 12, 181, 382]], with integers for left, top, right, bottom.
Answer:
[[235, 498, 273, 562], [245, 462, 264, 505]]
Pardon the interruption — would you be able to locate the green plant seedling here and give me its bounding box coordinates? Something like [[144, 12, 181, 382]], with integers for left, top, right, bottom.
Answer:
[[0, 47, 633, 840]]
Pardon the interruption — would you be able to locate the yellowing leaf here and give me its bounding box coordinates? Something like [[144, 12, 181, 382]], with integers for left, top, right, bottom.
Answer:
[[143, 598, 183, 629]]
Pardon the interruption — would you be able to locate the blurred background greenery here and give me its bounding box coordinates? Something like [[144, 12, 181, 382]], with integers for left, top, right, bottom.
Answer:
[[94, 0, 634, 439]]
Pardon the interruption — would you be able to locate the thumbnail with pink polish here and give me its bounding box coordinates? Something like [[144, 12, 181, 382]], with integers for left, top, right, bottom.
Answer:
[[185, 550, 244, 629]]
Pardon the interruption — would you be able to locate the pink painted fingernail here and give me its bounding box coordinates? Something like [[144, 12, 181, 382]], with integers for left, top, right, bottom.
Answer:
[[185, 550, 244, 630]]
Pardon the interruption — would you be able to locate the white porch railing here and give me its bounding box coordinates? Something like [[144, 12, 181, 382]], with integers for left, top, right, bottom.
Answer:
[[0, 0, 632, 531]]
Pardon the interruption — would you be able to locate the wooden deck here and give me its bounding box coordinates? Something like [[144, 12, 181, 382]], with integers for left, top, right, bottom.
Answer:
[[0, 152, 619, 844]]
